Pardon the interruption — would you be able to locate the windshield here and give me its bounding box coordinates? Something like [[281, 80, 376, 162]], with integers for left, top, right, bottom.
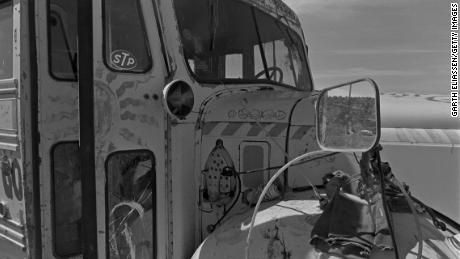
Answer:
[[173, 0, 312, 90]]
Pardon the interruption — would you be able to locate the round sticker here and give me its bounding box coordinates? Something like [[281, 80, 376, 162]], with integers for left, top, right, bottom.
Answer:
[[110, 50, 138, 70]]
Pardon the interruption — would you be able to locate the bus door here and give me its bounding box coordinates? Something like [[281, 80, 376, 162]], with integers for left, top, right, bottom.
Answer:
[[37, 0, 168, 258], [34, 0, 80, 258], [90, 0, 168, 258]]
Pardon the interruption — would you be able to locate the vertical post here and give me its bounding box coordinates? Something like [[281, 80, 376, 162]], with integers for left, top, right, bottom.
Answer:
[[27, 0, 42, 257], [77, 0, 98, 258]]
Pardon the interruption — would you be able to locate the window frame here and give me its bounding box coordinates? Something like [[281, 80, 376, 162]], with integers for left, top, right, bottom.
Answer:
[[104, 149, 157, 259], [0, 0, 14, 81], [50, 141, 82, 258], [102, 0, 153, 74], [46, 0, 78, 81], [174, 0, 313, 91]]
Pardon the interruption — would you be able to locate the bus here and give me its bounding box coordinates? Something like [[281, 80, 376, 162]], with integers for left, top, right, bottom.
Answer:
[[0, 0, 458, 258]]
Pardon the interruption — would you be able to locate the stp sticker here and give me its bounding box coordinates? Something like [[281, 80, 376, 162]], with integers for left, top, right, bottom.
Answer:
[[110, 50, 138, 70]]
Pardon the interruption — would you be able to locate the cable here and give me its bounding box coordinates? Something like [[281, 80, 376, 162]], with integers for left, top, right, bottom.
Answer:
[[207, 172, 242, 233], [392, 177, 423, 259], [410, 195, 458, 234], [244, 150, 328, 259], [353, 152, 360, 165], [373, 148, 423, 259], [370, 146, 423, 259], [238, 152, 339, 176], [376, 151, 400, 259]]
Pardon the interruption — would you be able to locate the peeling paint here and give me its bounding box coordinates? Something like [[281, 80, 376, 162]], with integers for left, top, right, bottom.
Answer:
[[120, 111, 137, 121], [95, 80, 118, 138], [116, 81, 136, 98], [119, 98, 145, 109], [106, 72, 118, 83], [119, 128, 138, 144]]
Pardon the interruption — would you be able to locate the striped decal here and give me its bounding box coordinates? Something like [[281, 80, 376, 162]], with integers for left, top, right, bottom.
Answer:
[[247, 123, 268, 136], [202, 122, 219, 136], [291, 125, 314, 140], [0, 218, 25, 250], [268, 123, 289, 137], [202, 122, 289, 138], [221, 123, 244, 136], [381, 128, 460, 145], [202, 123, 460, 146]]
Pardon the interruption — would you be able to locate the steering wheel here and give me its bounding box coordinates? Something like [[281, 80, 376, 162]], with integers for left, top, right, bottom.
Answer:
[[255, 66, 283, 83]]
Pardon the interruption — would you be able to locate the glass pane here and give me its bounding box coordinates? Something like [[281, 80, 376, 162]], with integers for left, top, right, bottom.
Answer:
[[318, 81, 378, 151], [254, 10, 309, 87], [52, 142, 81, 256], [225, 54, 242, 78], [173, 0, 312, 89], [48, 0, 78, 80], [104, 0, 152, 72], [0, 1, 12, 79], [107, 151, 155, 259], [241, 145, 264, 189]]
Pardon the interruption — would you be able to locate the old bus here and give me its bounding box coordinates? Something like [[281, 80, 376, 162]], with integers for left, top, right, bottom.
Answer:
[[0, 0, 458, 258]]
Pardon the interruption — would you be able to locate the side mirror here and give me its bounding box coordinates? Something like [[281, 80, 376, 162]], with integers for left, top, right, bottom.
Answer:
[[316, 78, 381, 152], [163, 80, 195, 120]]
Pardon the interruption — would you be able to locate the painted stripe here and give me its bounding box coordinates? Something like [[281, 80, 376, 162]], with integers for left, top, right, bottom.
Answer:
[[247, 123, 269, 137], [381, 128, 399, 142], [426, 129, 451, 145], [267, 123, 288, 137], [381, 128, 460, 145], [400, 128, 417, 143], [221, 123, 244, 136], [291, 125, 313, 140], [412, 128, 434, 144], [204, 123, 460, 144], [443, 129, 460, 144], [395, 128, 408, 143], [202, 122, 219, 135]]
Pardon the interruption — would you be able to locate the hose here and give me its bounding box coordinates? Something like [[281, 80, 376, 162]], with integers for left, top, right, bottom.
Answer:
[[207, 172, 242, 233], [376, 151, 400, 259], [244, 150, 329, 259], [392, 176, 423, 259], [375, 150, 422, 259]]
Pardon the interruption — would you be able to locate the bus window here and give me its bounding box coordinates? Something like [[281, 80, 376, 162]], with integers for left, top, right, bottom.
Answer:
[[104, 0, 152, 72], [51, 142, 81, 256], [174, 0, 312, 89], [0, 1, 12, 79], [225, 54, 243, 79], [106, 151, 155, 259], [48, 0, 78, 80]]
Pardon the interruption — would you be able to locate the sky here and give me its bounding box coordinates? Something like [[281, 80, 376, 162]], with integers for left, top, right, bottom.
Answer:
[[284, 0, 451, 94]]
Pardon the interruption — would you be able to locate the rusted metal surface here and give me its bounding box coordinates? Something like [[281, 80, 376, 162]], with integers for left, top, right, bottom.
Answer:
[[193, 191, 459, 259], [10, 0, 458, 258], [196, 89, 356, 243], [34, 0, 81, 257]]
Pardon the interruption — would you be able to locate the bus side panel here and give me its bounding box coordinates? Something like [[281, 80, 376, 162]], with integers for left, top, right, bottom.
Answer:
[[0, 151, 26, 255], [0, 1, 28, 257]]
